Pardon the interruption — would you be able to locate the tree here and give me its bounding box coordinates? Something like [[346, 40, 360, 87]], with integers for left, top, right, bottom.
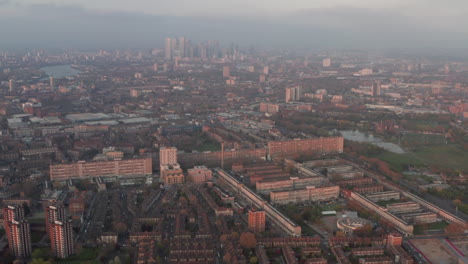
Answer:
[[111, 256, 122, 264], [30, 259, 53, 264], [31, 248, 50, 260], [223, 253, 232, 263], [113, 222, 128, 234], [354, 224, 373, 237], [22, 181, 37, 197], [446, 223, 465, 234], [52, 181, 62, 189], [220, 234, 228, 242], [239, 232, 256, 249], [23, 202, 31, 216]]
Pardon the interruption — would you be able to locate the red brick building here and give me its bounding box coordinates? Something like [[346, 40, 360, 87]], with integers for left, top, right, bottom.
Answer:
[[248, 208, 266, 233], [187, 166, 212, 183], [267, 137, 344, 158], [50, 157, 152, 180], [50, 220, 74, 259]]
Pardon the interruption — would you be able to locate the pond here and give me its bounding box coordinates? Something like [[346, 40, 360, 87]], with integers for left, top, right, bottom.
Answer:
[[339, 130, 406, 153]]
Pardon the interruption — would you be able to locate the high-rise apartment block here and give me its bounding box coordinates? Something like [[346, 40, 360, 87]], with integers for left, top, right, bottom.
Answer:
[[9, 79, 14, 92], [223, 66, 230, 78], [160, 147, 184, 184], [248, 208, 266, 233], [8, 220, 32, 258], [372, 81, 381, 96], [45, 205, 74, 259], [46, 205, 67, 236], [3, 205, 25, 223], [323, 58, 331, 67], [160, 147, 178, 165], [285, 86, 302, 103], [50, 220, 74, 258], [3, 205, 31, 258]]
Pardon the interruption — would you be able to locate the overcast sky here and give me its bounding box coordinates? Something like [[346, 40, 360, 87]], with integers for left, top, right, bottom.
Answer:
[[1, 0, 467, 50]]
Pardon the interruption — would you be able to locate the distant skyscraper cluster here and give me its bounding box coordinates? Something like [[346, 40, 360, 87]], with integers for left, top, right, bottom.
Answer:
[[165, 37, 241, 60]]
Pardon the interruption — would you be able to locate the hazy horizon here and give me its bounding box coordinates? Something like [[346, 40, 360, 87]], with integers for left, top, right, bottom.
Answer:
[[1, 0, 468, 51]]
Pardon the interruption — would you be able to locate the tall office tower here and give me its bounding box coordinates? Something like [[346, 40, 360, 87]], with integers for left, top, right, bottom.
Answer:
[[178, 37, 185, 58], [9, 79, 14, 92], [46, 205, 67, 236], [165, 37, 172, 60], [372, 81, 381, 96], [50, 76, 54, 89], [199, 44, 207, 59], [171, 38, 177, 58], [263, 66, 269, 75], [160, 147, 178, 166], [7, 220, 32, 258], [323, 58, 331, 67], [3, 206, 31, 258], [248, 208, 266, 233], [153, 63, 158, 72], [223, 66, 230, 78], [50, 220, 74, 259], [186, 41, 194, 58]]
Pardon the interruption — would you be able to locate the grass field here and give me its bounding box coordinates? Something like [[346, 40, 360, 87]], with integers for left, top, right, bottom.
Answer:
[[31, 231, 46, 243], [373, 151, 425, 172], [372, 144, 468, 173], [413, 221, 449, 235], [401, 132, 446, 146], [195, 142, 221, 152], [412, 144, 468, 171], [55, 248, 99, 264]]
